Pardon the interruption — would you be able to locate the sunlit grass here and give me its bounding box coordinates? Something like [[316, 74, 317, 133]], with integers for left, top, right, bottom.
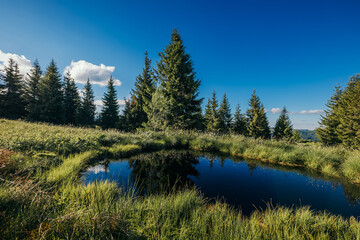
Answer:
[[1, 119, 360, 239]]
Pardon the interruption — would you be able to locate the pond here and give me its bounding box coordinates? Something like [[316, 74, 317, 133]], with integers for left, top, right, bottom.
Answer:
[[82, 150, 360, 218]]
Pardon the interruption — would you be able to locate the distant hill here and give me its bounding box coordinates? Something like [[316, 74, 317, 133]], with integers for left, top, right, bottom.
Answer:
[[297, 129, 318, 142]]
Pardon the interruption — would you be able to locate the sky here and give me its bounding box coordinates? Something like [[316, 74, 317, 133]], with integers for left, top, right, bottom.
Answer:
[[1, 0, 360, 130]]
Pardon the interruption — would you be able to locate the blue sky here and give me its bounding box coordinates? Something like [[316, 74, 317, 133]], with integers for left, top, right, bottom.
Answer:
[[1, 0, 360, 129]]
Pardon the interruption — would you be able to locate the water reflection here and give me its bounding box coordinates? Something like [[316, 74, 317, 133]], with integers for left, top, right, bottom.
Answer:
[[82, 150, 360, 218], [128, 151, 199, 194]]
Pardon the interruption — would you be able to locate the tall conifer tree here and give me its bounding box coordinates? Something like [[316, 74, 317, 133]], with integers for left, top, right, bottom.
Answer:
[[38, 60, 64, 124], [122, 51, 155, 131], [218, 93, 232, 133], [204, 91, 220, 132], [273, 107, 293, 139], [232, 104, 247, 135], [63, 71, 80, 124], [155, 29, 203, 129], [0, 58, 26, 119], [98, 76, 119, 129], [246, 90, 270, 138], [336, 75, 360, 148], [78, 79, 96, 125], [316, 85, 342, 146], [24, 60, 42, 121]]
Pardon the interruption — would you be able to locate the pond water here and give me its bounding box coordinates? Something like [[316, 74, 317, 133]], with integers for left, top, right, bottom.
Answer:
[[82, 150, 360, 218]]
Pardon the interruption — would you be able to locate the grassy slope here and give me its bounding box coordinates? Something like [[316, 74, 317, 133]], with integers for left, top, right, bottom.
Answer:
[[1, 119, 360, 239]]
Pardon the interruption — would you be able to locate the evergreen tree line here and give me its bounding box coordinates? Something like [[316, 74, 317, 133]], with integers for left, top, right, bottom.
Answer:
[[316, 75, 360, 149], [0, 58, 97, 125], [203, 90, 293, 139], [0, 29, 294, 140]]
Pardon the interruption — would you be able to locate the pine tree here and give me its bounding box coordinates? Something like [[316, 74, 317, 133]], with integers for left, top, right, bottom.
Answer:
[[1, 59, 24, 116], [98, 76, 119, 129], [316, 85, 342, 146], [218, 93, 232, 133], [63, 71, 80, 124], [123, 51, 155, 131], [155, 29, 203, 129], [38, 60, 64, 124], [24, 60, 42, 121], [204, 90, 220, 132], [145, 87, 169, 131], [232, 104, 247, 135], [336, 75, 360, 148], [0, 58, 26, 119], [273, 107, 293, 139], [246, 90, 270, 138], [78, 79, 96, 126]]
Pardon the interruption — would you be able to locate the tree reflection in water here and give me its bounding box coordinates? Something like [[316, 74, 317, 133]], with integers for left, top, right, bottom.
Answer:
[[128, 150, 199, 195]]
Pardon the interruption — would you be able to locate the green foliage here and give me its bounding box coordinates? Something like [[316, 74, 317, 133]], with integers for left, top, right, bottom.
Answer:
[[144, 88, 170, 131], [336, 75, 360, 149], [63, 71, 80, 124], [38, 60, 64, 124], [246, 90, 271, 139], [24, 59, 42, 121], [316, 85, 342, 146], [218, 93, 232, 133], [0, 58, 26, 119], [121, 52, 155, 131], [98, 76, 119, 129], [155, 29, 203, 130], [293, 130, 301, 142], [273, 107, 293, 139], [317, 75, 360, 149], [232, 104, 247, 135], [78, 79, 96, 126], [204, 90, 220, 132]]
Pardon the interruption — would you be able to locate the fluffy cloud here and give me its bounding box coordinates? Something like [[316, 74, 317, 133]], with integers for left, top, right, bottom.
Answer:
[[94, 99, 126, 106], [0, 50, 32, 77], [64, 60, 121, 86], [270, 108, 282, 114], [298, 110, 324, 115]]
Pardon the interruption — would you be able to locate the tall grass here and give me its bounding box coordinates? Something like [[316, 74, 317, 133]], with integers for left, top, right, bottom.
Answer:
[[1, 119, 360, 239]]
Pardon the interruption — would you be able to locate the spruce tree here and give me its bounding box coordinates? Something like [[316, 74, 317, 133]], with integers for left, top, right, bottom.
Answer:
[[38, 60, 64, 124], [63, 71, 80, 124], [24, 60, 42, 121], [204, 90, 220, 132], [123, 51, 155, 131], [273, 107, 293, 139], [232, 104, 247, 135], [316, 85, 342, 146], [246, 90, 270, 139], [0, 58, 26, 119], [98, 76, 119, 129], [336, 75, 360, 148], [145, 88, 169, 131], [78, 79, 96, 126], [155, 29, 203, 129], [218, 93, 232, 133]]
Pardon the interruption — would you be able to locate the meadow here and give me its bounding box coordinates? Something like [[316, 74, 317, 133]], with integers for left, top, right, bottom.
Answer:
[[1, 119, 360, 239]]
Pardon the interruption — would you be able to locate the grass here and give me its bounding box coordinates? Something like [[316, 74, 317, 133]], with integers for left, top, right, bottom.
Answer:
[[1, 119, 360, 239]]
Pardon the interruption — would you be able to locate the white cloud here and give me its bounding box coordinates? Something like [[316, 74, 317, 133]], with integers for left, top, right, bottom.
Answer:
[[64, 60, 121, 86], [0, 50, 32, 77], [94, 99, 126, 106], [298, 110, 324, 115], [270, 108, 282, 114]]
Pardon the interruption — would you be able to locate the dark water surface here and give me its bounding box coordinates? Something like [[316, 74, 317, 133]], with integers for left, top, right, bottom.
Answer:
[[82, 150, 360, 218]]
